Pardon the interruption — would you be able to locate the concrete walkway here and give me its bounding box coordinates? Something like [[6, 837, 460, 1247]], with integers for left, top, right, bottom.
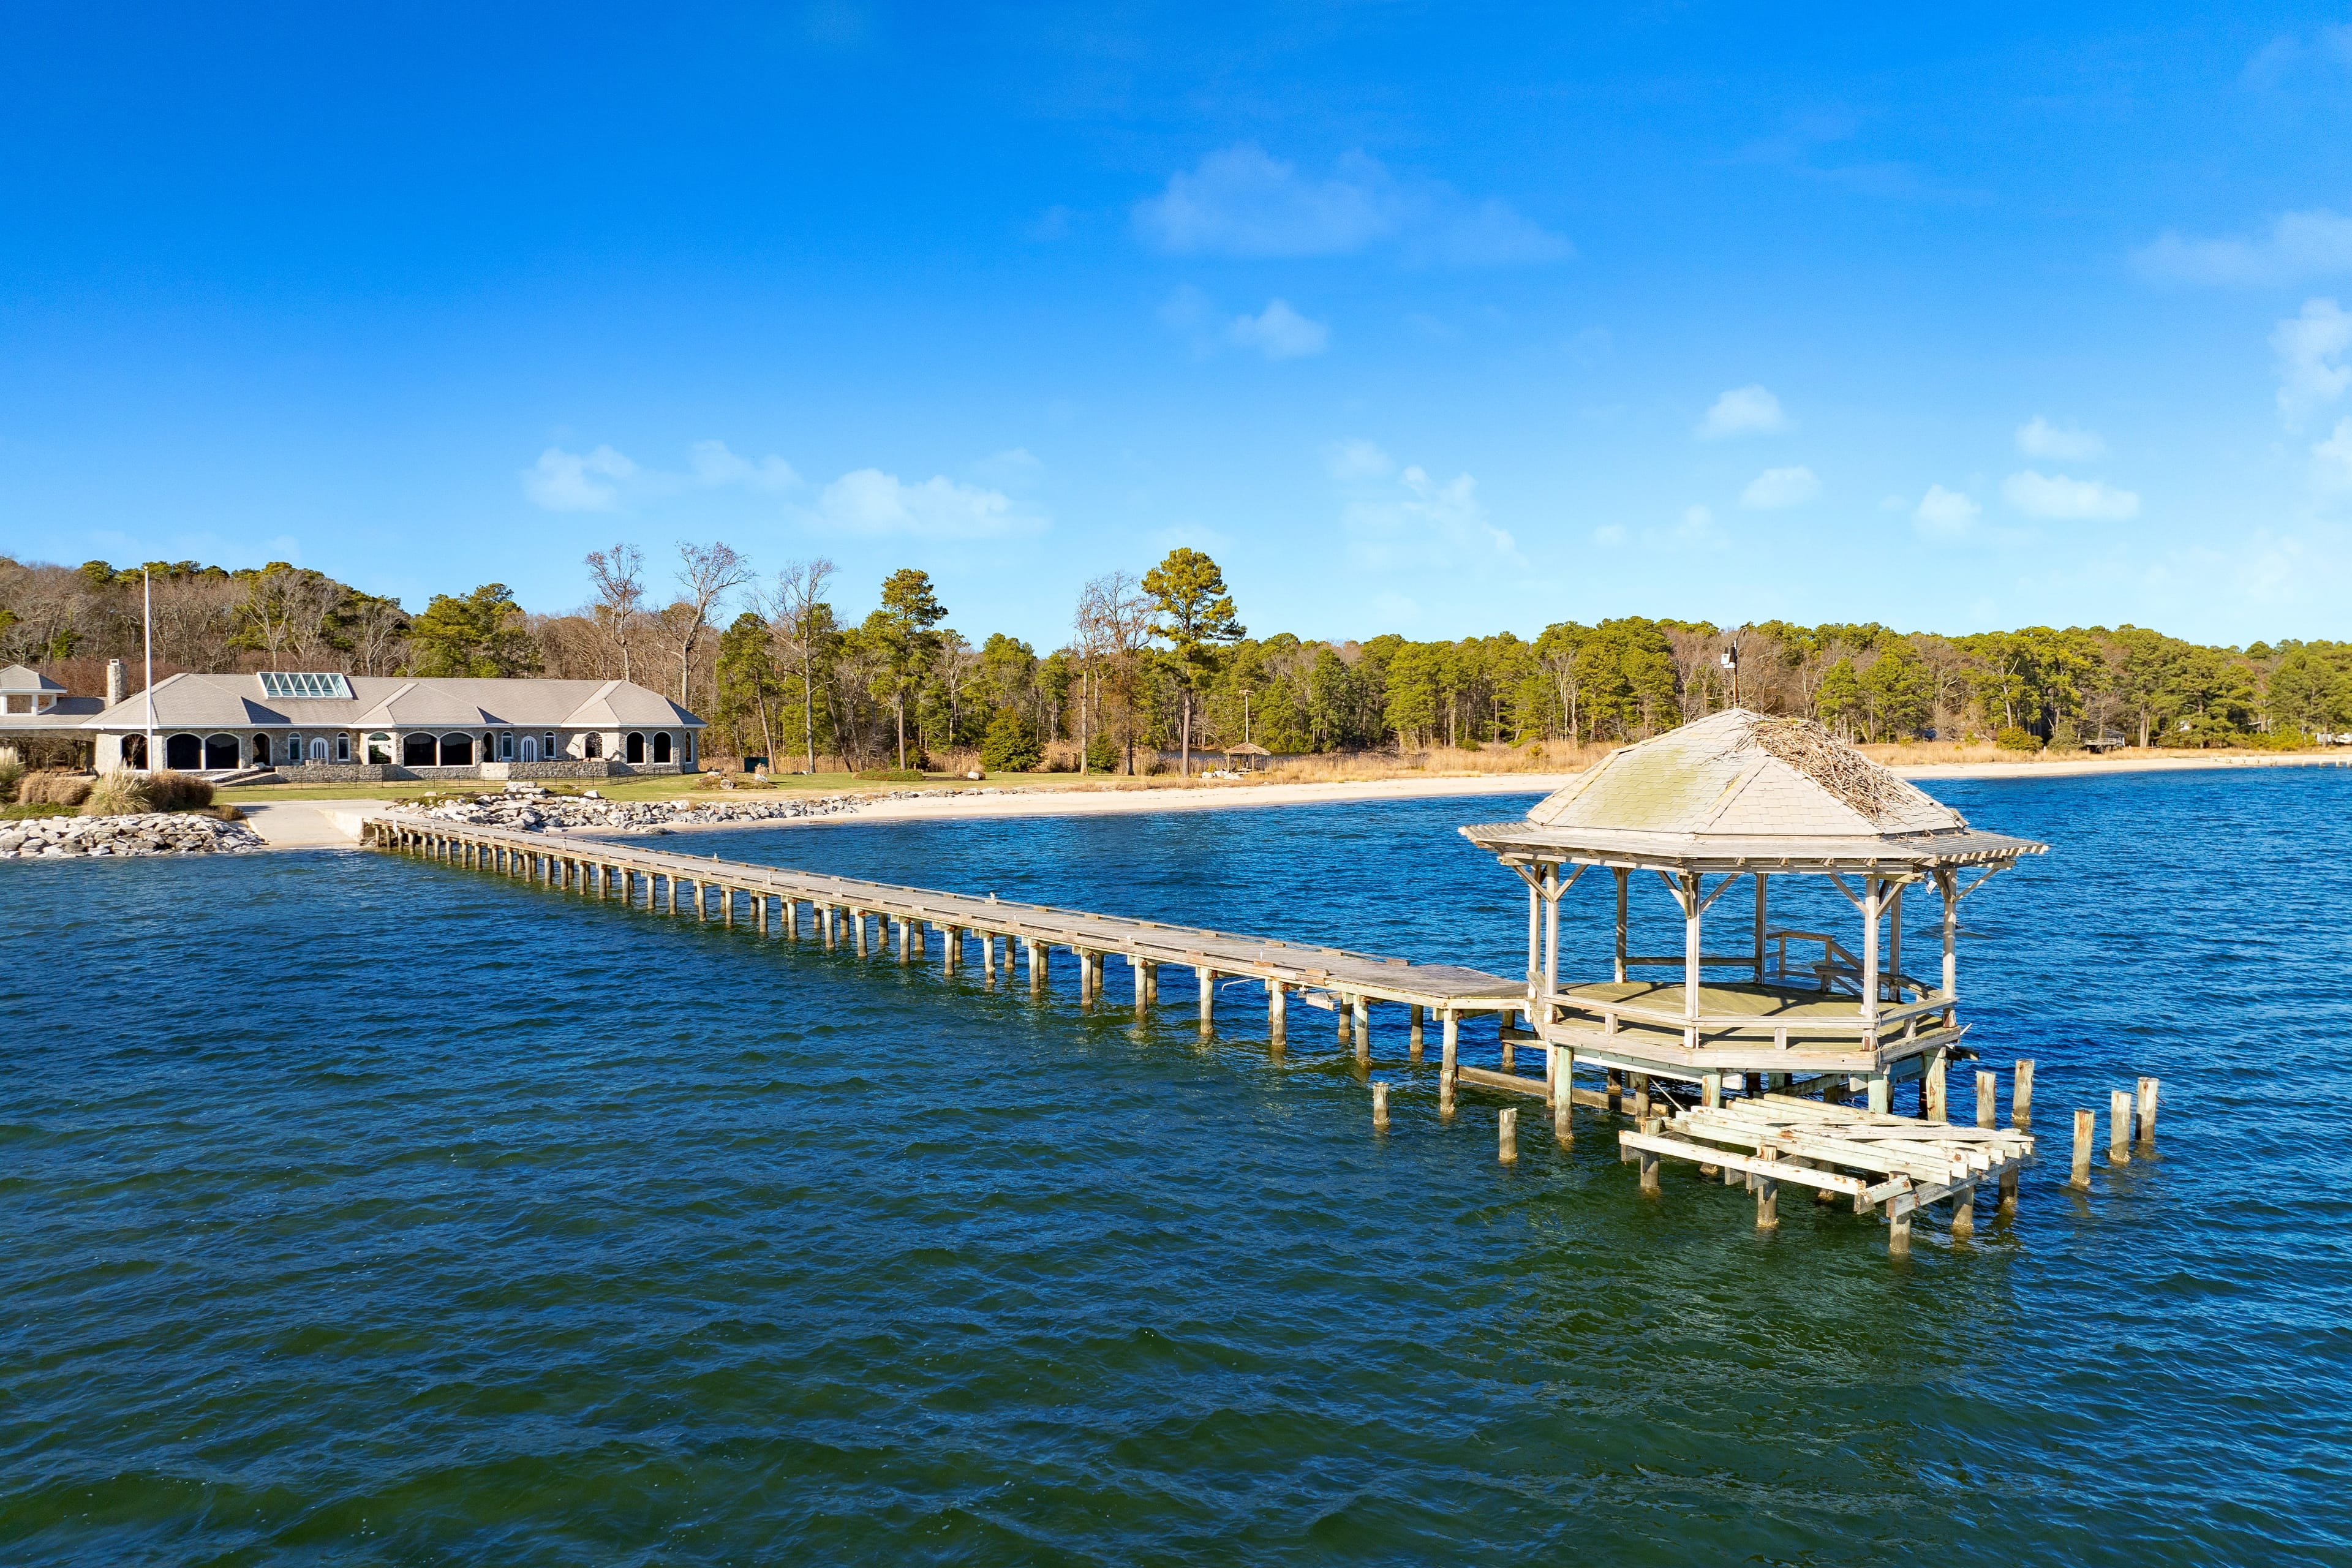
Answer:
[[234, 798, 378, 849]]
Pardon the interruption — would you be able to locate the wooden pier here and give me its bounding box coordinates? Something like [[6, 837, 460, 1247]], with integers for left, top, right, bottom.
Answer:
[[358, 813, 1531, 1059]]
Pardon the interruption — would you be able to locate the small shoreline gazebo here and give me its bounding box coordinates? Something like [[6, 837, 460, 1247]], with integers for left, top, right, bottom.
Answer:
[[1460, 709, 2047, 1116]]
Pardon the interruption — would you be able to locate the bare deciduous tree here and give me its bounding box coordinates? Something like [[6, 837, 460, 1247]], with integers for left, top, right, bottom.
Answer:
[[769, 556, 837, 774], [665, 540, 754, 709], [584, 543, 646, 683], [1076, 570, 1152, 774]]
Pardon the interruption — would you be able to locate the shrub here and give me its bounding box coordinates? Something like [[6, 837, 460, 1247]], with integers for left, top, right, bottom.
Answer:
[[0, 755, 21, 804], [147, 771, 215, 811], [1994, 727, 2044, 753], [81, 769, 155, 817], [1083, 734, 1119, 773], [18, 771, 93, 807], [980, 707, 1041, 773]]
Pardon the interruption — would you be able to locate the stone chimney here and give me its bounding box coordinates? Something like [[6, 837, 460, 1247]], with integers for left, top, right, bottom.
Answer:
[[106, 659, 126, 706]]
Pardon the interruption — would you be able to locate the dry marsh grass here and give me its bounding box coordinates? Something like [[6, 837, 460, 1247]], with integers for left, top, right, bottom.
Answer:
[[18, 771, 93, 807]]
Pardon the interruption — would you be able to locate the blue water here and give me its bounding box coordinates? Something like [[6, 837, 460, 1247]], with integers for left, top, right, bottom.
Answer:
[[4, 768, 2349, 1564]]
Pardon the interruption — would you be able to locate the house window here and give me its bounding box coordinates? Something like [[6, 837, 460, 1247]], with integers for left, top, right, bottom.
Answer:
[[500, 732, 514, 761], [310, 737, 330, 762], [441, 733, 475, 766], [337, 734, 352, 763], [519, 734, 538, 763], [403, 734, 437, 766], [167, 734, 201, 769], [543, 731, 556, 757], [626, 732, 646, 763], [584, 732, 602, 758], [653, 732, 672, 763]]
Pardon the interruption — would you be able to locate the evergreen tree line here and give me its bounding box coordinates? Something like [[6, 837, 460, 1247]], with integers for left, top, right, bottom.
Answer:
[[7, 549, 2350, 768]]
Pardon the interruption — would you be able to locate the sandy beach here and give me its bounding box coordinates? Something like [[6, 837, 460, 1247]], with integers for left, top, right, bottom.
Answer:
[[229, 747, 2350, 850]]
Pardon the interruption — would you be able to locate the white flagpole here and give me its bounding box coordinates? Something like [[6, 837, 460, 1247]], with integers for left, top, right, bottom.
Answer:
[[143, 566, 156, 772]]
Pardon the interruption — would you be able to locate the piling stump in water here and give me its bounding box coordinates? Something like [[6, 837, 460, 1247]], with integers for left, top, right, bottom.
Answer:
[[2109, 1090, 2133, 1165], [1372, 1080, 1389, 1131], [2013, 1058, 2035, 1125], [2137, 1076, 2160, 1148], [1498, 1107, 1517, 1164], [1976, 1070, 1996, 1128], [2071, 1109, 2093, 1188]]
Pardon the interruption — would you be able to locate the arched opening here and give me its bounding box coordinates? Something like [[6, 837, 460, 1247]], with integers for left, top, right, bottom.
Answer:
[[482, 731, 496, 760], [203, 734, 240, 770], [254, 734, 277, 765], [584, 732, 603, 759], [440, 733, 475, 766], [310, 737, 330, 762], [368, 732, 392, 764], [519, 735, 538, 763], [626, 732, 646, 763], [123, 734, 148, 769], [166, 734, 201, 770], [652, 732, 672, 764], [403, 734, 436, 766]]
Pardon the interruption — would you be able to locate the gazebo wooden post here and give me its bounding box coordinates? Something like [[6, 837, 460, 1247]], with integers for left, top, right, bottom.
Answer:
[[1860, 875, 1881, 1038], [1938, 866, 1959, 1027], [1681, 872, 1702, 1049], [1613, 869, 1629, 984], [1888, 882, 1904, 996], [1752, 872, 1768, 982], [1524, 875, 1542, 1011], [1542, 864, 1561, 1014]]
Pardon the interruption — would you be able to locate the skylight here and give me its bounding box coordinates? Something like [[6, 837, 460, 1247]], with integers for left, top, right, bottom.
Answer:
[[258, 672, 354, 700]]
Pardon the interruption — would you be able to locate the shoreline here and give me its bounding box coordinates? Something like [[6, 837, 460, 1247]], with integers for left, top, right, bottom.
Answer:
[[230, 747, 2350, 849]]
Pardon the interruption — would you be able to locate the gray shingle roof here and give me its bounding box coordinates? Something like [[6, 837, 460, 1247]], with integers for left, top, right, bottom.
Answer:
[[83, 674, 704, 730]]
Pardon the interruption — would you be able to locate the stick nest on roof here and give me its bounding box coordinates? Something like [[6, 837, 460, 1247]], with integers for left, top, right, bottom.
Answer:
[[1736, 715, 1917, 824]]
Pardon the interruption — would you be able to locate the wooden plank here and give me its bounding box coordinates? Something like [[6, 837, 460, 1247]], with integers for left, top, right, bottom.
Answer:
[[1615, 1132, 1868, 1196]]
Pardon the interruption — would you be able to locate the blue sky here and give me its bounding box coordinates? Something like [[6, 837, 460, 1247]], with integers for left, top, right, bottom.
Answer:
[[5, 4, 2352, 647]]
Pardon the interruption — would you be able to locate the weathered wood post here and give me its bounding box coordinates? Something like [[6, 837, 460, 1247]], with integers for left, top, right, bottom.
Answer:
[[1630, 1071, 1651, 1124], [756, 894, 769, 933], [1498, 1107, 1517, 1164], [2071, 1109, 2094, 1188], [945, 926, 962, 973], [2109, 1090, 2132, 1164], [1268, 981, 1286, 1039], [1888, 1202, 1913, 1256], [2136, 1076, 2160, 1148], [723, 885, 734, 925], [2013, 1058, 2035, 1125], [1950, 1184, 1977, 1240], [1755, 1148, 1780, 1230], [1335, 993, 1351, 1047], [1352, 995, 1369, 1065], [1130, 956, 1150, 1017], [1196, 967, 1215, 1026], [1027, 939, 1047, 994], [1550, 1044, 1574, 1145], [1439, 1011, 1458, 1117], [913, 921, 927, 959], [1142, 959, 1158, 1009], [894, 918, 910, 963], [1999, 1162, 2019, 1215], [1409, 1003, 1424, 1062], [1867, 1075, 1891, 1115], [980, 933, 997, 985], [1372, 1080, 1390, 1131], [1925, 1050, 1948, 1123], [1975, 1069, 1996, 1129], [1637, 1115, 1660, 1193]]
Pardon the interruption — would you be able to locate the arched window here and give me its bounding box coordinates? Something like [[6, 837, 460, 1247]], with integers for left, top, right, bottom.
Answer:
[[440, 733, 475, 766], [310, 737, 330, 762], [584, 731, 602, 759], [123, 734, 148, 769], [543, 731, 556, 758], [519, 735, 538, 762], [652, 732, 672, 763], [499, 732, 514, 761], [402, 734, 435, 766], [626, 732, 646, 763], [203, 734, 240, 770], [167, 734, 201, 770], [336, 734, 351, 763]]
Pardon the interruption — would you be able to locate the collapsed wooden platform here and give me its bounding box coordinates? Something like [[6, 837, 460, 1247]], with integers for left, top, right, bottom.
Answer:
[[1618, 1092, 2035, 1252]]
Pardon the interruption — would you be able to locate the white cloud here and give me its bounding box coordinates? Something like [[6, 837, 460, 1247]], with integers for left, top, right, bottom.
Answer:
[[2135, 209, 2352, 286], [1593, 523, 1627, 546], [1338, 462, 1522, 573], [688, 440, 799, 492], [800, 470, 1046, 540], [524, 445, 637, 511], [1741, 466, 1820, 508], [1226, 298, 1330, 360], [1324, 438, 1394, 481], [2002, 470, 2141, 520], [2016, 416, 2106, 461], [2314, 418, 2352, 491], [2274, 298, 2352, 429], [1133, 144, 1571, 266], [1913, 484, 1981, 540], [1697, 385, 1791, 439]]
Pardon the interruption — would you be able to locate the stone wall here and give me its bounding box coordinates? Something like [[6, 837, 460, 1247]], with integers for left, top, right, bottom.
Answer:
[[264, 759, 693, 785]]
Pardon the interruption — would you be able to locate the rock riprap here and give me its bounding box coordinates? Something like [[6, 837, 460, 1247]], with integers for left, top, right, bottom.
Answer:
[[402, 784, 1011, 834], [0, 812, 266, 859]]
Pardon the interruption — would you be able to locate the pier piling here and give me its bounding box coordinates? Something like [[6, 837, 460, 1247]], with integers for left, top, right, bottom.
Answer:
[[2109, 1090, 2133, 1165]]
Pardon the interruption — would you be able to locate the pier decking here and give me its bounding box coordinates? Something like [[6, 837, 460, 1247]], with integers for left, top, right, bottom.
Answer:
[[358, 814, 1530, 1055]]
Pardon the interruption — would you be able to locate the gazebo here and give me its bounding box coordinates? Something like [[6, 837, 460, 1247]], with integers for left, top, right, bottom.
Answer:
[[1460, 709, 2047, 1117], [1221, 742, 1272, 773]]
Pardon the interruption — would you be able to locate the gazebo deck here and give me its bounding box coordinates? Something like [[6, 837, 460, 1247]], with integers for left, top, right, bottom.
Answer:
[[1539, 977, 1958, 1075]]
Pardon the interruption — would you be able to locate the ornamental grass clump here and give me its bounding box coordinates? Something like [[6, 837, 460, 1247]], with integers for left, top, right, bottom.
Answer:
[[146, 771, 216, 811], [80, 769, 155, 817], [18, 771, 93, 808]]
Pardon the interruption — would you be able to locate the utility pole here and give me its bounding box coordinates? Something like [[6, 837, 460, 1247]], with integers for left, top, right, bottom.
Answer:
[[142, 566, 156, 772]]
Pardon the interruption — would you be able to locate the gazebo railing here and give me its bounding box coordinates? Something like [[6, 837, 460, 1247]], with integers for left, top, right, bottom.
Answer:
[[1538, 984, 1951, 1050]]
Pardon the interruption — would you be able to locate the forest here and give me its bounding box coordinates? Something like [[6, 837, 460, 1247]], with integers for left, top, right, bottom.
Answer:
[[5, 546, 2349, 771]]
